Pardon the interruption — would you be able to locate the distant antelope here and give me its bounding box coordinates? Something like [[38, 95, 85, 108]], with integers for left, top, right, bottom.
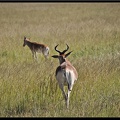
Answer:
[[52, 44, 78, 109], [23, 36, 49, 60]]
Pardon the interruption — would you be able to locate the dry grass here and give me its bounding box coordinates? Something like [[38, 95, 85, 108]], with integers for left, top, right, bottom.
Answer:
[[0, 3, 120, 117]]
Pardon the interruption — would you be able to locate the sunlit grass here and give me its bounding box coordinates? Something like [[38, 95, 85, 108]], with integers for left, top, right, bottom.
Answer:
[[0, 3, 120, 117]]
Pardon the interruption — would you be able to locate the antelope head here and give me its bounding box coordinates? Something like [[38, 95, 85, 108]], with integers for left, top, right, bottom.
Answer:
[[23, 36, 30, 47], [52, 44, 73, 64]]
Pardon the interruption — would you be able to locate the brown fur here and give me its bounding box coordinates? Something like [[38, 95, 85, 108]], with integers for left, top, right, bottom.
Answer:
[[23, 37, 49, 60]]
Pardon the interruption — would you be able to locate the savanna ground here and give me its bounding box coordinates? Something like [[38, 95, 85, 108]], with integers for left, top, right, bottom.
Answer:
[[0, 3, 120, 117]]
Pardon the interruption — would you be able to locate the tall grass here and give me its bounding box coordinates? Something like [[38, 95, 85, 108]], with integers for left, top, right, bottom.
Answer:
[[0, 3, 120, 117]]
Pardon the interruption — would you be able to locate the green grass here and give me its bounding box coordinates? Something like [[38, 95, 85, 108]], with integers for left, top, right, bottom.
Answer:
[[0, 3, 120, 117]]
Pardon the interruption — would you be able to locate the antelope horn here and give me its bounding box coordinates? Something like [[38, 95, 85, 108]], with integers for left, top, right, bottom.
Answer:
[[62, 44, 69, 54], [55, 44, 61, 54]]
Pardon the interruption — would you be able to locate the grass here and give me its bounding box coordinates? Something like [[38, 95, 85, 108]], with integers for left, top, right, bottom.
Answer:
[[0, 3, 120, 117]]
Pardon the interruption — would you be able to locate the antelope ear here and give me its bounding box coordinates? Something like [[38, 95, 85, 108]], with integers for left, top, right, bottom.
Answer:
[[51, 55, 59, 58], [24, 36, 26, 39], [65, 51, 73, 58]]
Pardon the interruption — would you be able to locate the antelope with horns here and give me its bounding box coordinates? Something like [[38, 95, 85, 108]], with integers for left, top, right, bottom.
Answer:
[[23, 36, 49, 60], [52, 44, 78, 109]]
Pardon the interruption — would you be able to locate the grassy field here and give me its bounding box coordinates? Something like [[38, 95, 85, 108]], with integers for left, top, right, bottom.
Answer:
[[0, 3, 120, 117]]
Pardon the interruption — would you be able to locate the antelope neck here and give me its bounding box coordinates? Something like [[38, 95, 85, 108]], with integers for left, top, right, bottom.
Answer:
[[59, 57, 66, 65]]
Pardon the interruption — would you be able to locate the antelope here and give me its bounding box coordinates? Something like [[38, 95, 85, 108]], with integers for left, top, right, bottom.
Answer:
[[52, 44, 78, 109], [23, 36, 49, 60]]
